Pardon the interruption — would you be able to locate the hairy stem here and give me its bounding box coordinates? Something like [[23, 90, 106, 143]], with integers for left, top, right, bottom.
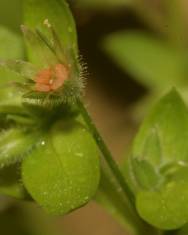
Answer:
[[77, 98, 165, 235], [77, 98, 135, 208]]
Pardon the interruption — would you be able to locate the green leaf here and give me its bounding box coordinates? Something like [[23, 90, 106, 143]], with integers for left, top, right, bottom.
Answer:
[[136, 181, 188, 230], [124, 89, 188, 229], [165, 0, 187, 49], [23, 0, 78, 66], [104, 31, 184, 90], [0, 26, 24, 107], [0, 25, 24, 60], [0, 128, 39, 167], [132, 89, 188, 165], [74, 0, 132, 9], [0, 60, 37, 79], [0, 163, 27, 199], [177, 223, 188, 235], [22, 118, 100, 215], [0, 0, 22, 32]]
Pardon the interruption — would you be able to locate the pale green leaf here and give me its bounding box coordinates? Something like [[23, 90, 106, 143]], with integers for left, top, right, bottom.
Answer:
[[22, 119, 100, 215], [0, 25, 24, 60], [124, 89, 188, 229], [104, 31, 185, 90], [137, 182, 188, 230], [132, 89, 188, 166], [0, 26, 24, 106]]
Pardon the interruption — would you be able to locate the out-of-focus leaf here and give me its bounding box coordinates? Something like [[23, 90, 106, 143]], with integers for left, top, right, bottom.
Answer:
[[0, 25, 24, 60], [177, 223, 188, 235], [0, 72, 22, 106], [0, 164, 27, 199], [0, 202, 60, 235], [73, 0, 132, 9], [0, 25, 24, 106], [165, 0, 187, 48], [104, 31, 185, 91], [123, 89, 188, 229], [0, 60, 37, 79], [0, 0, 22, 32], [22, 118, 100, 215]]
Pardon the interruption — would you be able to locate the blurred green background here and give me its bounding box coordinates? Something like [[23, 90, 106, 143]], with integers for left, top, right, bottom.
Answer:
[[1, 0, 188, 235]]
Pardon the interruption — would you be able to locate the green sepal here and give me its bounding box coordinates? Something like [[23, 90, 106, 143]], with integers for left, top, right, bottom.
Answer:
[[21, 25, 59, 68], [23, 0, 78, 68], [22, 118, 100, 215], [23, 76, 84, 107]]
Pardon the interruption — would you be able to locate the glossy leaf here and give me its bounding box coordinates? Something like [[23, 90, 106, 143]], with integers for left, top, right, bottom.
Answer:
[[104, 31, 185, 91], [124, 89, 188, 229], [22, 119, 100, 215]]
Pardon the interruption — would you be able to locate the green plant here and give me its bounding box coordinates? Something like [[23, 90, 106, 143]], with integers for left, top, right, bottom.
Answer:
[[103, 0, 188, 120], [1, 0, 188, 235]]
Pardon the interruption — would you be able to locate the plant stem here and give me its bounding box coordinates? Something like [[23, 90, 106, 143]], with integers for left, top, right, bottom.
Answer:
[[77, 98, 165, 235], [77, 98, 135, 208]]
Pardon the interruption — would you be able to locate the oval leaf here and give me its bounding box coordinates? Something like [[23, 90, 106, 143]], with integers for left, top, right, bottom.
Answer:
[[124, 89, 188, 229], [22, 119, 100, 215], [104, 31, 184, 91], [137, 181, 188, 230]]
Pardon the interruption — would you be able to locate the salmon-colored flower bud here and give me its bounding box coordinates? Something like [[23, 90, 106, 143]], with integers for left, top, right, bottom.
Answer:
[[35, 68, 52, 85], [51, 64, 69, 90], [35, 64, 69, 92]]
